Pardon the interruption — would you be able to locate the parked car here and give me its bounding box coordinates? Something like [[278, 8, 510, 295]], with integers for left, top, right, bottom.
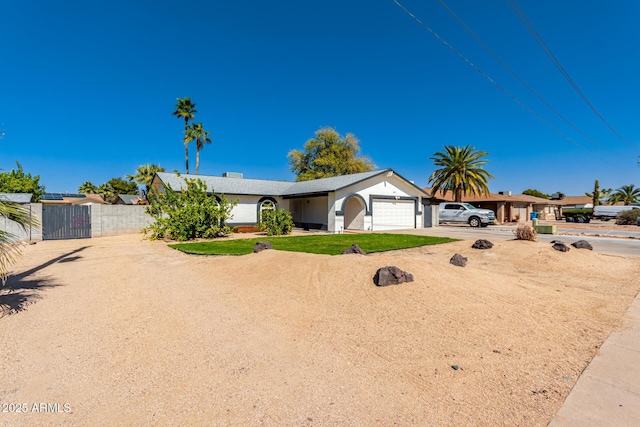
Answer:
[[439, 203, 495, 227], [592, 205, 639, 221]]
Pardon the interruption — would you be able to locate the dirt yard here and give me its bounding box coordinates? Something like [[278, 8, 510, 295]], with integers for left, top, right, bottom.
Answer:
[[1, 234, 639, 426]]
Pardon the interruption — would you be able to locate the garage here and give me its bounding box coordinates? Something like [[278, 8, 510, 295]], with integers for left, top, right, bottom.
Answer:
[[372, 199, 415, 231]]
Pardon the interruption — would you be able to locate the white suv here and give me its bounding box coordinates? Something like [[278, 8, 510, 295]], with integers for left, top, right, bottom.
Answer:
[[439, 203, 495, 227]]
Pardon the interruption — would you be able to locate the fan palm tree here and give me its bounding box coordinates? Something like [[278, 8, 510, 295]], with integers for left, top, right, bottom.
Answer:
[[428, 145, 494, 202], [126, 164, 166, 195], [189, 122, 212, 175], [607, 184, 640, 205], [78, 181, 98, 194], [0, 200, 36, 283], [172, 97, 197, 174]]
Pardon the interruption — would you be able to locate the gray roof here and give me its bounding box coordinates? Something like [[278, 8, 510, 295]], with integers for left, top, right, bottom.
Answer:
[[155, 172, 293, 196], [0, 193, 33, 203], [117, 194, 140, 204], [279, 169, 389, 195], [155, 169, 430, 198]]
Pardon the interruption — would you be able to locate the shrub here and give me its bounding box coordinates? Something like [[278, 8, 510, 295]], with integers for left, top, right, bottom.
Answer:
[[142, 177, 237, 241], [513, 224, 537, 241], [258, 207, 293, 236], [615, 209, 640, 225]]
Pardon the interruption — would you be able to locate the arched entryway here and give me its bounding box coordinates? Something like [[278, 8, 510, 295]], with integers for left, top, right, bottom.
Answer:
[[344, 196, 365, 230]]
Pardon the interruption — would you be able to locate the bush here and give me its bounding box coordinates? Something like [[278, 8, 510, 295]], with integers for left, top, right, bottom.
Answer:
[[142, 177, 237, 241], [513, 224, 537, 241], [616, 209, 640, 225], [258, 207, 293, 236]]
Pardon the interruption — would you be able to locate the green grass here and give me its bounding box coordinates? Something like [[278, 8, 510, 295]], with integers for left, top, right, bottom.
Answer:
[[170, 233, 456, 256]]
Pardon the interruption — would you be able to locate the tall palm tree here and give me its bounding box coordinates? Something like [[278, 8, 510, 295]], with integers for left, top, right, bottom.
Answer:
[[126, 164, 166, 195], [172, 97, 197, 174], [429, 145, 494, 202], [607, 184, 640, 205], [190, 122, 212, 175], [0, 200, 36, 283], [78, 181, 98, 194]]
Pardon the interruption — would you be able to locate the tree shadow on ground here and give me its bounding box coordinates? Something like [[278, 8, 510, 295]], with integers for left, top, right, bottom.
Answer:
[[0, 246, 89, 318]]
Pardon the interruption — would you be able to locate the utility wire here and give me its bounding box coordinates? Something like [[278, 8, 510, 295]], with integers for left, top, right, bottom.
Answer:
[[436, 0, 622, 157], [506, 0, 634, 148], [390, 0, 619, 168]]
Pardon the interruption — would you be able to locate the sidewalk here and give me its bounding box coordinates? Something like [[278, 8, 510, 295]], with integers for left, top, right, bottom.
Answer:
[[549, 292, 640, 426]]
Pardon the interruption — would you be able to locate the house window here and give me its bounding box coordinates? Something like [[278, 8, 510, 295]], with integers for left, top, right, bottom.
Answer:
[[258, 198, 277, 222]]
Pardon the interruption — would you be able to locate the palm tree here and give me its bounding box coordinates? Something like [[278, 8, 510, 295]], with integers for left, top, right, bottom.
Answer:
[[428, 145, 494, 202], [172, 97, 197, 174], [126, 164, 166, 196], [0, 200, 36, 283], [607, 184, 640, 205], [78, 181, 98, 194], [97, 182, 114, 203], [189, 122, 212, 175]]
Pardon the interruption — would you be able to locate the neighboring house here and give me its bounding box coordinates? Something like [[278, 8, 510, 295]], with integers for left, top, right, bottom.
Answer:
[[115, 194, 143, 205], [40, 193, 108, 205], [152, 169, 433, 232], [553, 195, 593, 210], [0, 193, 33, 204], [511, 194, 562, 220], [426, 190, 560, 223]]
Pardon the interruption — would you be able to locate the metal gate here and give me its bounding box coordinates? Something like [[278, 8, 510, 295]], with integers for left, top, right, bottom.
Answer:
[[42, 205, 91, 240]]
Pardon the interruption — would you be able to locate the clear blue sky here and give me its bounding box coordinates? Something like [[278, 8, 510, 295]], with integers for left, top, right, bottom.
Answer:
[[2, 0, 638, 195]]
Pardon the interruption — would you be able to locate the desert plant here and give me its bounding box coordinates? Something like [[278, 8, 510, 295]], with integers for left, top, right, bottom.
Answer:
[[615, 209, 640, 225], [0, 201, 38, 283], [513, 223, 537, 241], [258, 207, 294, 236], [143, 177, 237, 241]]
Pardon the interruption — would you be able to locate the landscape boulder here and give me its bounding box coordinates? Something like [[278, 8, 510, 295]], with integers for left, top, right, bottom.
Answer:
[[253, 241, 273, 253], [552, 242, 570, 252], [450, 253, 468, 267], [341, 243, 366, 255], [373, 266, 414, 287], [471, 239, 493, 250], [571, 240, 593, 250]]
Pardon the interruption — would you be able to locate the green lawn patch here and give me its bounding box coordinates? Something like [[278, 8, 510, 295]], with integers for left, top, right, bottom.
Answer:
[[170, 233, 456, 256]]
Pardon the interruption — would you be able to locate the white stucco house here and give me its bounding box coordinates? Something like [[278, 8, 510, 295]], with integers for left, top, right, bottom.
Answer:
[[152, 169, 437, 232]]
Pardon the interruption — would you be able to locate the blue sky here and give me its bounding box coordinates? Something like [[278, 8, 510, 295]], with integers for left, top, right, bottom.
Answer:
[[1, 0, 638, 195]]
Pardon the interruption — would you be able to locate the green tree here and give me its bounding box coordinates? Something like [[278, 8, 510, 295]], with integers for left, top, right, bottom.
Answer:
[[126, 164, 166, 195], [522, 189, 551, 199], [78, 181, 99, 194], [188, 122, 212, 175], [428, 145, 494, 202], [0, 200, 37, 283], [607, 184, 640, 205], [288, 127, 375, 182], [143, 177, 237, 241], [172, 97, 198, 174], [97, 178, 139, 204], [0, 162, 45, 201]]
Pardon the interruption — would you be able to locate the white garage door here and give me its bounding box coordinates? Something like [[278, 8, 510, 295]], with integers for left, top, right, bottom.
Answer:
[[372, 199, 415, 231]]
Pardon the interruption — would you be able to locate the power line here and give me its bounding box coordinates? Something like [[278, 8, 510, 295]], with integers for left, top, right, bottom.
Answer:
[[506, 0, 635, 148], [390, 0, 619, 168], [436, 0, 622, 157]]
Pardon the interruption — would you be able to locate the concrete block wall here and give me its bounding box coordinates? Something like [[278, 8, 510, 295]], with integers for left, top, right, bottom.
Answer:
[[0, 203, 43, 241], [91, 205, 154, 237]]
